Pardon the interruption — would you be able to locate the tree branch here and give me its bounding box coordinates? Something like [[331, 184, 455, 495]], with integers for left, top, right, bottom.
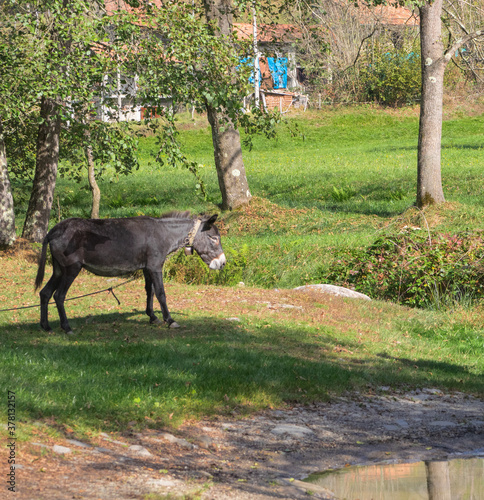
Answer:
[[346, 23, 379, 71], [443, 5, 469, 36], [444, 28, 484, 62]]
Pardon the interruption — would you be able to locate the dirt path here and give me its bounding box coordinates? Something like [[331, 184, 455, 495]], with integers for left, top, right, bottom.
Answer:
[[10, 388, 484, 499]]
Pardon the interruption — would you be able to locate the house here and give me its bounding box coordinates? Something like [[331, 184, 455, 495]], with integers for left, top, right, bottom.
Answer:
[[235, 23, 301, 90], [98, 1, 418, 120], [99, 0, 168, 122], [234, 1, 417, 111], [235, 23, 308, 112]]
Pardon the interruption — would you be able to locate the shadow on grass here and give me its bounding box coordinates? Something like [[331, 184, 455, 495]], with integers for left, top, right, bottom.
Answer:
[[370, 143, 484, 153], [1, 312, 482, 431], [377, 352, 483, 387]]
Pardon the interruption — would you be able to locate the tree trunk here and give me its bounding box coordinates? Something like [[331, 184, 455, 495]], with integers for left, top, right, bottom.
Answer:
[[83, 123, 101, 219], [22, 97, 61, 242], [0, 123, 16, 247], [417, 0, 446, 208], [86, 143, 101, 219], [202, 0, 252, 210], [207, 107, 252, 210], [426, 461, 452, 500]]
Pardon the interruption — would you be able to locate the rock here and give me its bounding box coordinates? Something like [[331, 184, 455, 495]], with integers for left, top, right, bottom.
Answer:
[[101, 435, 128, 446], [52, 445, 72, 455], [155, 432, 197, 449], [195, 435, 217, 449], [66, 439, 92, 449], [93, 447, 112, 454], [267, 303, 303, 310], [271, 410, 286, 419], [294, 284, 371, 301], [423, 388, 444, 395], [271, 424, 315, 439], [429, 421, 458, 428], [128, 445, 152, 457], [109, 439, 129, 446], [409, 394, 431, 402], [470, 420, 484, 427]]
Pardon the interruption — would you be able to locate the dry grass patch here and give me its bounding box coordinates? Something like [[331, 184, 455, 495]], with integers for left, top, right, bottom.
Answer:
[[220, 197, 317, 236]]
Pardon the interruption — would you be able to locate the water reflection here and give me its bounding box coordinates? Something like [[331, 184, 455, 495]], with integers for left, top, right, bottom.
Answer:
[[305, 457, 484, 500]]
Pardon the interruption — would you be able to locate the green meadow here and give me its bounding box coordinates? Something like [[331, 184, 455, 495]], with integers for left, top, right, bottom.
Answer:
[[2, 106, 483, 438]]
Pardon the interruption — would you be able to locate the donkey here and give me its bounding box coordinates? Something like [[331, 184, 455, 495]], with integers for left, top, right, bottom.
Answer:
[[35, 211, 225, 334]]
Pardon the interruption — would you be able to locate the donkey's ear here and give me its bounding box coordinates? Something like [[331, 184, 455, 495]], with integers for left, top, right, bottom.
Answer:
[[204, 214, 218, 226]]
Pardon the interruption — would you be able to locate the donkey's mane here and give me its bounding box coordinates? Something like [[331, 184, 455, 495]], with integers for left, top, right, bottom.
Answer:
[[159, 210, 192, 220]]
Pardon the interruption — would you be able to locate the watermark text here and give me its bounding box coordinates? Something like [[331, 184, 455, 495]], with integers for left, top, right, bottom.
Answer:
[[6, 391, 16, 493]]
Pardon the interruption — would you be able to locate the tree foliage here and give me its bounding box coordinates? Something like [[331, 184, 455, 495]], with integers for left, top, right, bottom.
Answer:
[[110, 0, 280, 208], [0, 0, 146, 239]]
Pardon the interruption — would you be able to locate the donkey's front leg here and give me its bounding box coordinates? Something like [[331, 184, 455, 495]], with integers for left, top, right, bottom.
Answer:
[[149, 271, 179, 328]]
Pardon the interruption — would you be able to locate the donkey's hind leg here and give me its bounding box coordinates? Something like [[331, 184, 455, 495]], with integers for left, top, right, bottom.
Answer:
[[39, 259, 63, 332], [53, 264, 82, 334], [143, 269, 161, 324]]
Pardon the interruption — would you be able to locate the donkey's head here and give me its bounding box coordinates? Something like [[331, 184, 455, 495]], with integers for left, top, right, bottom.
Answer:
[[188, 214, 226, 270]]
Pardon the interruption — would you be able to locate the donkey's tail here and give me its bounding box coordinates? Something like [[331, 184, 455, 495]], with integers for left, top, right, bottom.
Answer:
[[35, 237, 49, 291]]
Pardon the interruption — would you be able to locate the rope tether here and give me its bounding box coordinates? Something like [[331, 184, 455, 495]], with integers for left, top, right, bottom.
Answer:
[[0, 276, 136, 314]]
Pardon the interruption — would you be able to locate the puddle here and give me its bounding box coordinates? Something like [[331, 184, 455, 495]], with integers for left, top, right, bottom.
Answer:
[[304, 456, 484, 499]]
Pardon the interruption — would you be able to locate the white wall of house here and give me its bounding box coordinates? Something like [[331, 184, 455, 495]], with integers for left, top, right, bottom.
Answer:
[[97, 73, 142, 122]]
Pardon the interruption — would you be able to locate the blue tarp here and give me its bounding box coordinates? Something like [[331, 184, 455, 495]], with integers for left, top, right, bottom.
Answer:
[[239, 57, 261, 85], [267, 57, 288, 89]]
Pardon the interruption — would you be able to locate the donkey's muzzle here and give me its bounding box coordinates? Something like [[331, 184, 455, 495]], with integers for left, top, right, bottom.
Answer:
[[209, 253, 226, 270]]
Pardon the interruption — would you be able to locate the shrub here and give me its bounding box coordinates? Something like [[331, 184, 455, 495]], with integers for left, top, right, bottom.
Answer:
[[358, 49, 421, 106], [322, 229, 484, 308], [164, 244, 249, 286]]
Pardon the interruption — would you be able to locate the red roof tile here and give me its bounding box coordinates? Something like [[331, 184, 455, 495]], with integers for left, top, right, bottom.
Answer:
[[234, 23, 301, 43]]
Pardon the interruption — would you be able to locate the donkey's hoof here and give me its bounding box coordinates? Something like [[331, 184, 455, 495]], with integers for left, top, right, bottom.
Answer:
[[169, 321, 180, 329], [65, 330, 75, 336], [150, 317, 162, 325]]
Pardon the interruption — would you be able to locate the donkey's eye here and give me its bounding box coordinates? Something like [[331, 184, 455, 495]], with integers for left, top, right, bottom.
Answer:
[[209, 236, 219, 244]]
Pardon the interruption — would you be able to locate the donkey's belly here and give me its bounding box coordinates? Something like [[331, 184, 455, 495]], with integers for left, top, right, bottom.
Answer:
[[83, 263, 138, 277]]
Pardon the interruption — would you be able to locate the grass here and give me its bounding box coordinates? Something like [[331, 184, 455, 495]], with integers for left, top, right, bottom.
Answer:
[[11, 106, 483, 291], [2, 106, 484, 438], [1, 265, 483, 438]]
